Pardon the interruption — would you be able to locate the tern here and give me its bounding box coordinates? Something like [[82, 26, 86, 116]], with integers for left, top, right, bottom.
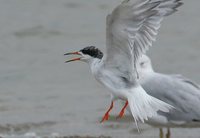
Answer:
[[64, 0, 182, 130], [135, 55, 200, 138]]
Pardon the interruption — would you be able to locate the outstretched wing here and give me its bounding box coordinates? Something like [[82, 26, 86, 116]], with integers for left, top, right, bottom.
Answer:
[[104, 0, 182, 80]]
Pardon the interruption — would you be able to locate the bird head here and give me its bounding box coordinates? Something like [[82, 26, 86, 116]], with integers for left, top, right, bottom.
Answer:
[[64, 46, 103, 64]]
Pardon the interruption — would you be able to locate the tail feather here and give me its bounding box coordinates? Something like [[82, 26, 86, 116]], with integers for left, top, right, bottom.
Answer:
[[127, 86, 173, 130]]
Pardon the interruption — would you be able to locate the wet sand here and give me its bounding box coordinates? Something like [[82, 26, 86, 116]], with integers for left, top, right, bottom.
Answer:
[[0, 0, 200, 137]]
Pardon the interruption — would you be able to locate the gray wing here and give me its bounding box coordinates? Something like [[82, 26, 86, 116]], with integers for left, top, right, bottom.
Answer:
[[171, 74, 200, 90], [142, 73, 200, 122], [104, 0, 183, 80]]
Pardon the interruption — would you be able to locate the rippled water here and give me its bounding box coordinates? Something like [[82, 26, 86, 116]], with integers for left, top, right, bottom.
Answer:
[[0, 0, 200, 137]]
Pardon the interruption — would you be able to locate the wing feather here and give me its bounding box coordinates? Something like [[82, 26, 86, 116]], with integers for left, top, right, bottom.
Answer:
[[104, 0, 183, 80]]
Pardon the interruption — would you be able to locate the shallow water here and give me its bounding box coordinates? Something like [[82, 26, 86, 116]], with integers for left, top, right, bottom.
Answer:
[[0, 0, 200, 137]]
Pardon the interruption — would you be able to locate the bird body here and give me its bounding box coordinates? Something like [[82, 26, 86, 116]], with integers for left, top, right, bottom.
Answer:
[[91, 58, 173, 124]]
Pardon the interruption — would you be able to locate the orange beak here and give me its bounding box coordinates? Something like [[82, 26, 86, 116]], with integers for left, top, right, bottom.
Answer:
[[64, 51, 82, 63]]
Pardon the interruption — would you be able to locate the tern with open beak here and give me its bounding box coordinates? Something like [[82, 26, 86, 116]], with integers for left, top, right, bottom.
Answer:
[[64, 0, 183, 131]]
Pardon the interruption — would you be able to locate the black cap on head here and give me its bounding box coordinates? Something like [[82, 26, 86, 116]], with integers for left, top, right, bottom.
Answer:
[[80, 46, 103, 59]]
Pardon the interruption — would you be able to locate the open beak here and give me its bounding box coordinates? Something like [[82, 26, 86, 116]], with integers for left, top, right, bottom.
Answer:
[[64, 51, 82, 63]]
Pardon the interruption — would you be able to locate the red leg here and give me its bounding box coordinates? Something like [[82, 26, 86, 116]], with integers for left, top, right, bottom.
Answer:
[[100, 101, 114, 123], [117, 100, 128, 119]]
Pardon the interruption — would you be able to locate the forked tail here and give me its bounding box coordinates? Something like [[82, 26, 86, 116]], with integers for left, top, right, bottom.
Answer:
[[127, 86, 174, 131]]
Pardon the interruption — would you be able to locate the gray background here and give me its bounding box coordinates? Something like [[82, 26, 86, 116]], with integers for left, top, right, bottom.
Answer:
[[0, 0, 199, 137]]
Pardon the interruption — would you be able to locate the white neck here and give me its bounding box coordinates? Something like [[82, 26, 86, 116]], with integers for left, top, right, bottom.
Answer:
[[88, 58, 102, 74]]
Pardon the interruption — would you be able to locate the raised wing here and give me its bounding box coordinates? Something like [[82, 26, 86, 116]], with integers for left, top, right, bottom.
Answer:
[[104, 0, 182, 80]]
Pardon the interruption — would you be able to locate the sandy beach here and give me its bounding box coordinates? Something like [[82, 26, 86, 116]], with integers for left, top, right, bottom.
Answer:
[[0, 0, 200, 137]]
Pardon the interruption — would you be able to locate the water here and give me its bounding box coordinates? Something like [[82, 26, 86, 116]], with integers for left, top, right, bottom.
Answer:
[[0, 0, 200, 137]]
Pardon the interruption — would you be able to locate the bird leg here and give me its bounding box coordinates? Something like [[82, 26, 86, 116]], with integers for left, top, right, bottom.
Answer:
[[117, 100, 128, 119], [100, 101, 114, 123], [166, 128, 171, 138], [159, 128, 163, 138]]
